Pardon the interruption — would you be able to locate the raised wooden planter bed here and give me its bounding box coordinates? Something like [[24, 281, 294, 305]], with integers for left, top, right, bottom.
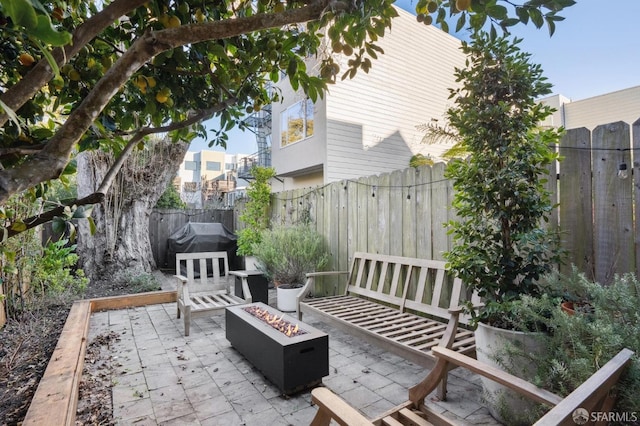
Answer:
[[22, 290, 177, 426]]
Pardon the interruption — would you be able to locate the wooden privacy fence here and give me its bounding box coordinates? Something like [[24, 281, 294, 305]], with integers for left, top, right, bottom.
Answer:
[[270, 163, 456, 295], [269, 118, 640, 288], [559, 119, 640, 284]]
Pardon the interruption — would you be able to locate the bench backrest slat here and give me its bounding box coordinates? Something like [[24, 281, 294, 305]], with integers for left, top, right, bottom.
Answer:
[[346, 252, 473, 324], [414, 266, 428, 306], [389, 262, 401, 298], [449, 277, 463, 309], [176, 251, 230, 293], [431, 268, 445, 309]]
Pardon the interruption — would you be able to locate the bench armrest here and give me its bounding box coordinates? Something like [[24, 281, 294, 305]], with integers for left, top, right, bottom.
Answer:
[[305, 271, 350, 278], [296, 271, 348, 320], [310, 387, 373, 426]]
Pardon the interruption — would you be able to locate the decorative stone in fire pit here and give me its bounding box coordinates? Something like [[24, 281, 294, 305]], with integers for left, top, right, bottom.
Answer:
[[225, 302, 329, 395]]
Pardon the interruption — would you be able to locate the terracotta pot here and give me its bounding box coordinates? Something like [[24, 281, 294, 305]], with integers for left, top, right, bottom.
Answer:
[[561, 301, 594, 316], [561, 301, 575, 316]]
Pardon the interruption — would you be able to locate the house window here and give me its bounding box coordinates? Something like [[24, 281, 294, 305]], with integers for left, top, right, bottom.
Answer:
[[280, 98, 314, 147], [206, 161, 221, 171], [184, 161, 198, 171]]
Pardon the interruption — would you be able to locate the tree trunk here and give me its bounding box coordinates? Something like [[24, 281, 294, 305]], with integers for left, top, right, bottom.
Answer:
[[77, 139, 188, 285]]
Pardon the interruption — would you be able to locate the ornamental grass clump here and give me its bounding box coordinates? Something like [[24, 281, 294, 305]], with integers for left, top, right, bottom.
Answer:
[[253, 224, 329, 287], [443, 33, 564, 327]]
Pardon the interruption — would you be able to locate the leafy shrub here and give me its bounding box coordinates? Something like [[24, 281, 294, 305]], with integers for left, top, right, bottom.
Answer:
[[236, 166, 276, 256], [253, 224, 329, 287], [505, 269, 640, 418], [33, 239, 88, 296]]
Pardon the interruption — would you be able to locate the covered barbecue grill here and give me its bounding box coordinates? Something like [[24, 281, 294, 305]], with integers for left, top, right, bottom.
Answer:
[[166, 222, 240, 275]]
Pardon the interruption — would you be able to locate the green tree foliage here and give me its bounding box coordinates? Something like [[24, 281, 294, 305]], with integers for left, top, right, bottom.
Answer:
[[443, 33, 564, 326], [155, 183, 186, 209], [414, 0, 575, 36], [236, 166, 276, 256], [0, 0, 574, 242]]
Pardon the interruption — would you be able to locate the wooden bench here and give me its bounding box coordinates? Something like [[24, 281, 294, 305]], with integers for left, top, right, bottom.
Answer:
[[310, 344, 634, 426], [175, 251, 252, 336], [296, 252, 478, 397]]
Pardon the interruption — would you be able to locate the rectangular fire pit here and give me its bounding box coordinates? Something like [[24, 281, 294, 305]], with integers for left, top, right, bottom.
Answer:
[[225, 302, 329, 395]]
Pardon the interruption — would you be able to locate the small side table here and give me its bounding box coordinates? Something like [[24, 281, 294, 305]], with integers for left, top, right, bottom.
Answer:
[[229, 270, 269, 305]]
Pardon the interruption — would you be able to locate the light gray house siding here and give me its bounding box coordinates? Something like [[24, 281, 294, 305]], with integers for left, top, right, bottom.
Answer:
[[270, 6, 465, 190], [540, 85, 640, 131], [325, 7, 465, 182]]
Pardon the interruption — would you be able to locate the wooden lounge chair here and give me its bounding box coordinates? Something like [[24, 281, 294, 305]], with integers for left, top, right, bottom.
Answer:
[[175, 251, 252, 336], [311, 333, 634, 425]]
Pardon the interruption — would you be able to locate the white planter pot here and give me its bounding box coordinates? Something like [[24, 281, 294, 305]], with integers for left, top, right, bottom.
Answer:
[[475, 322, 545, 425], [243, 255, 260, 270], [276, 284, 301, 312]]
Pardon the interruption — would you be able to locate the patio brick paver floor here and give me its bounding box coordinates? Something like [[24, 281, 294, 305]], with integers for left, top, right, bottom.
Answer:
[[87, 284, 500, 425]]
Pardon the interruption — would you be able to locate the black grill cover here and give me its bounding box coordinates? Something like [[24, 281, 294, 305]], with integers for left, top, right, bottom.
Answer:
[[166, 222, 239, 274]]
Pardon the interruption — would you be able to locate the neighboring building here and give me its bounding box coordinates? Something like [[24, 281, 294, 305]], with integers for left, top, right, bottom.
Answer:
[[540, 85, 640, 131], [270, 6, 466, 190], [177, 150, 251, 208]]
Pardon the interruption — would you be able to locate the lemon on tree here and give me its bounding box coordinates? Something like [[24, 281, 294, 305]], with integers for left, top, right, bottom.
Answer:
[[155, 87, 171, 103], [456, 0, 471, 11], [18, 52, 35, 66]]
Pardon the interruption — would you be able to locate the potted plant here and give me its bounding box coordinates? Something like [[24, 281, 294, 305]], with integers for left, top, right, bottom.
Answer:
[[236, 166, 276, 269], [441, 33, 564, 424], [253, 224, 329, 311]]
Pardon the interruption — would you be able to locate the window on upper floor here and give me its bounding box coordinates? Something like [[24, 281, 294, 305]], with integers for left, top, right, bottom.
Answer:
[[206, 161, 221, 171], [280, 98, 314, 147], [184, 161, 198, 171]]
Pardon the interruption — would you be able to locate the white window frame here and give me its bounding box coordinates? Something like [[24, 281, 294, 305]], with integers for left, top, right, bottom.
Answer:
[[280, 98, 314, 147]]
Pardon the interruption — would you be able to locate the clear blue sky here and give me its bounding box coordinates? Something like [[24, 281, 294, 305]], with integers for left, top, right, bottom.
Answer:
[[191, 0, 640, 154]]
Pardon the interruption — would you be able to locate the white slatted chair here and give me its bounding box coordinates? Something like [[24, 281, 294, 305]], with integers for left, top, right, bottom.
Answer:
[[175, 251, 251, 336]]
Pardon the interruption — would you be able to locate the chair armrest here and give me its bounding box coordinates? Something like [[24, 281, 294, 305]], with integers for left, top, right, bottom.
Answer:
[[238, 276, 253, 303], [174, 274, 188, 284], [310, 387, 373, 426], [534, 348, 634, 426], [174, 274, 192, 303], [431, 346, 563, 407], [227, 271, 254, 302]]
